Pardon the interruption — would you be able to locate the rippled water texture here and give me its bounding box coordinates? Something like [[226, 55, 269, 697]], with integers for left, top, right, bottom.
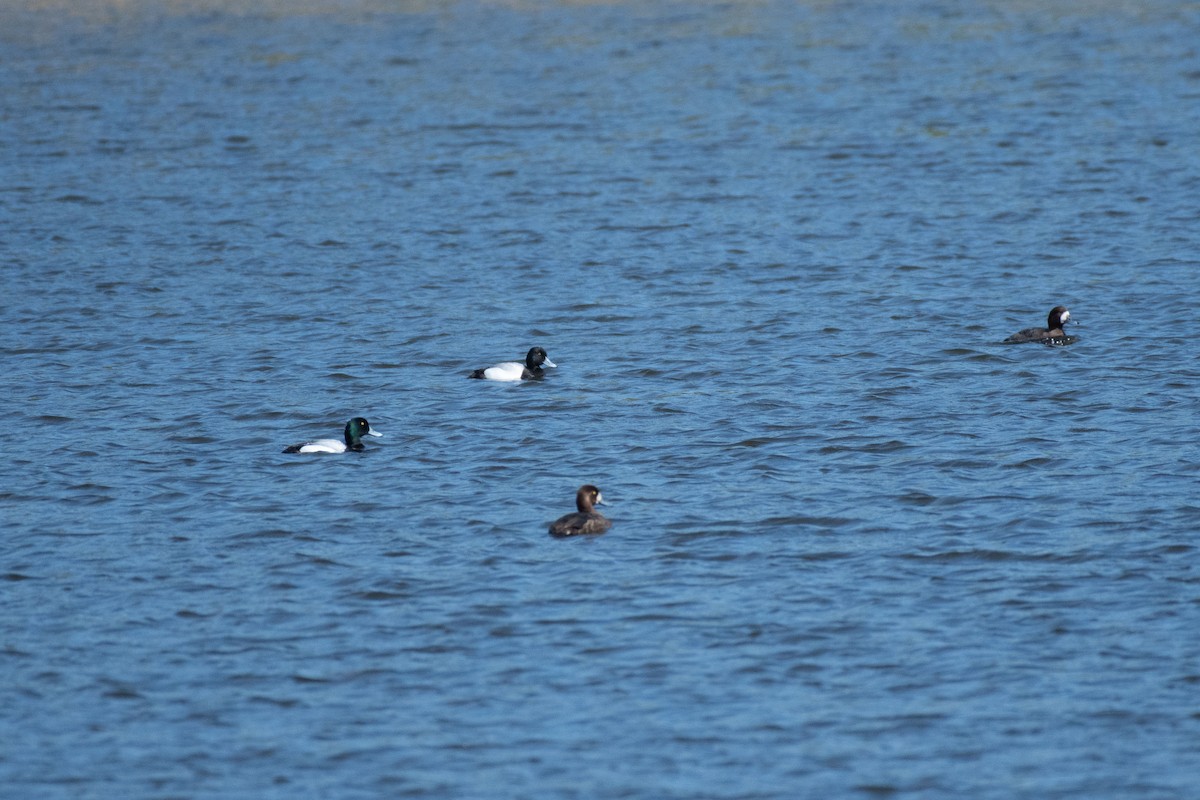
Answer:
[[2, 1, 1199, 797]]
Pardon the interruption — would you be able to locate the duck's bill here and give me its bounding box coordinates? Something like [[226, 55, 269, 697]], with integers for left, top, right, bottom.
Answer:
[[367, 429, 384, 437], [543, 358, 557, 368]]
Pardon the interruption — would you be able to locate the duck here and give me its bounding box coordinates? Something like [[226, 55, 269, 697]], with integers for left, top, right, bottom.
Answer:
[[548, 484, 612, 537], [469, 346, 556, 381], [1004, 305, 1076, 344], [282, 417, 382, 453]]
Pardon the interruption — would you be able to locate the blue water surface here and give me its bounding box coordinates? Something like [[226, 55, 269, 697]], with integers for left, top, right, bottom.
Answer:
[[2, 1, 1199, 798]]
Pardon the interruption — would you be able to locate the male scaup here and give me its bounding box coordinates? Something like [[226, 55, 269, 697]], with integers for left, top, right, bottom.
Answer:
[[469, 346, 556, 382], [283, 417, 382, 453], [548, 484, 612, 537], [1004, 305, 1077, 345]]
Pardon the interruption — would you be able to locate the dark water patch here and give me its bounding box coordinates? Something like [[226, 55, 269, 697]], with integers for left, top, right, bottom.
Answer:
[[227, 529, 296, 542], [900, 549, 1089, 564], [53, 194, 102, 205], [757, 516, 856, 529], [897, 491, 937, 506], [819, 439, 915, 455], [174, 609, 214, 619], [291, 674, 332, 684], [354, 589, 411, 601], [98, 680, 144, 700]]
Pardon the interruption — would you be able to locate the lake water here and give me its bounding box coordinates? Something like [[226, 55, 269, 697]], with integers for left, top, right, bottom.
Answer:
[[2, 1, 1199, 797]]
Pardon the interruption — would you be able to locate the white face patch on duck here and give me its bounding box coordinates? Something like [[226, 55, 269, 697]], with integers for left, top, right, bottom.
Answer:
[[1060, 310, 1070, 324]]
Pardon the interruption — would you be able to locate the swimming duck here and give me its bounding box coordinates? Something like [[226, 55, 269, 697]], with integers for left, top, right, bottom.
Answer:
[[1004, 305, 1076, 344], [548, 484, 612, 537], [469, 346, 556, 381], [282, 417, 382, 453]]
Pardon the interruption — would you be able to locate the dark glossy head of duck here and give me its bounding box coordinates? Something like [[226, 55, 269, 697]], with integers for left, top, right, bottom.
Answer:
[[576, 484, 605, 513], [1048, 306, 1071, 332], [344, 417, 383, 448], [526, 347, 556, 370]]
